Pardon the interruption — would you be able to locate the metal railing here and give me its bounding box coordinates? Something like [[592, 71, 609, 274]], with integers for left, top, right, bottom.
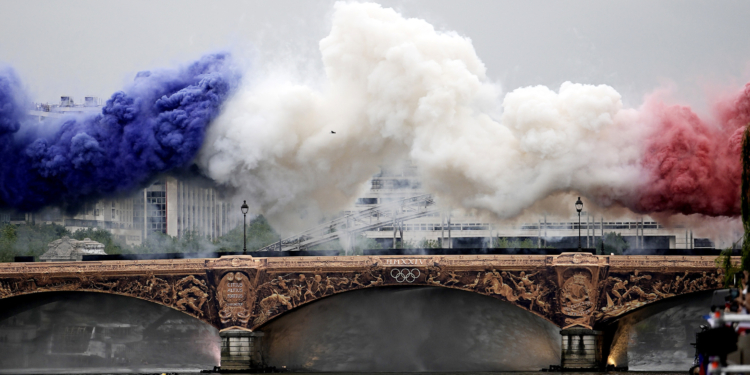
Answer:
[[257, 194, 437, 252]]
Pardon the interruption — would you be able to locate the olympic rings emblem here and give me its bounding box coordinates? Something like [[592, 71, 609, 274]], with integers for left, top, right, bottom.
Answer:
[[390, 268, 420, 283]]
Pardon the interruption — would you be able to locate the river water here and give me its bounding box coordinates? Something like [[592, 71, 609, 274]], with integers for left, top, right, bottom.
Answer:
[[0, 286, 711, 374]]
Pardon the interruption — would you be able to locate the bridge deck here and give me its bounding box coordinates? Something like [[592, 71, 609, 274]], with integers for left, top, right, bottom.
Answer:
[[0, 253, 731, 331]]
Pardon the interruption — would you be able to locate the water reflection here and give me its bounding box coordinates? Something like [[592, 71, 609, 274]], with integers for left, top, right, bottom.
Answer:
[[261, 286, 561, 372], [0, 292, 220, 374], [627, 291, 712, 371]]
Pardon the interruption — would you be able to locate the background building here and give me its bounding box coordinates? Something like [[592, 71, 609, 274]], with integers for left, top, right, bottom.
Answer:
[[0, 97, 242, 246], [7, 177, 239, 246], [349, 162, 730, 251]]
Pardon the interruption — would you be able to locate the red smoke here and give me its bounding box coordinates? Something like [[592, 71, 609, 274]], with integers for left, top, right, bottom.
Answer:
[[635, 83, 750, 216]]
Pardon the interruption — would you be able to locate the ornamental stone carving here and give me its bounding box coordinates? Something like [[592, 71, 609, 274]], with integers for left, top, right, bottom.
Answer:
[[559, 269, 594, 317], [0, 253, 732, 330], [217, 272, 254, 327]]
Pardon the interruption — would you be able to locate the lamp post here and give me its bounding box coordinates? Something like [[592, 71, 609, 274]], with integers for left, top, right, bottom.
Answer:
[[241, 200, 249, 254], [575, 197, 583, 251]]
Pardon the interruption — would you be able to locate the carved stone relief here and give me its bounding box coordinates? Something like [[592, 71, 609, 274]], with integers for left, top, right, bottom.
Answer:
[[240, 265, 559, 330], [0, 254, 734, 330], [594, 269, 723, 323], [217, 272, 254, 327], [0, 273, 212, 322], [559, 269, 594, 317]]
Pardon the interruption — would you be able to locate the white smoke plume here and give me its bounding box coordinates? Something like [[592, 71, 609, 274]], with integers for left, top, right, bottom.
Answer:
[[197, 2, 667, 233]]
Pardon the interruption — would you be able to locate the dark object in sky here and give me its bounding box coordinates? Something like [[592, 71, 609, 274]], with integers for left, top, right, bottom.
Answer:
[[331, 130, 336, 134]]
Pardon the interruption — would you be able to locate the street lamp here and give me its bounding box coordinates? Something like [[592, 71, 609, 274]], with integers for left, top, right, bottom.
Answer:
[[575, 197, 583, 251], [241, 200, 249, 254]]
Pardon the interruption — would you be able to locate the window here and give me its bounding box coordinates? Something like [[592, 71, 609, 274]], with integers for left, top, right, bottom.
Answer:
[[146, 191, 167, 233]]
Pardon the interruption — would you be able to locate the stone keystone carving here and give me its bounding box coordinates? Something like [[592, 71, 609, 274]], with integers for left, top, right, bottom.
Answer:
[[218, 272, 254, 327]]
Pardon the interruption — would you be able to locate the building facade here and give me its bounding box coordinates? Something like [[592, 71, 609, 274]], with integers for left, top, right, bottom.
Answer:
[[1, 178, 238, 246], [0, 97, 242, 246], [351, 162, 729, 251]]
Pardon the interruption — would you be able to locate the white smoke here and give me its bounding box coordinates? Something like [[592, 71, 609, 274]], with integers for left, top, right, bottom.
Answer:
[[198, 2, 647, 233]]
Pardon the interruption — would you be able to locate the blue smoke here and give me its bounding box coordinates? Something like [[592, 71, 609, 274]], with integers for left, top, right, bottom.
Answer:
[[0, 53, 239, 211]]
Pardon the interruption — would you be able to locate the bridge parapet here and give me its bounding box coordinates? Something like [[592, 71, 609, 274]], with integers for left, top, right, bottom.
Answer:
[[0, 253, 730, 331]]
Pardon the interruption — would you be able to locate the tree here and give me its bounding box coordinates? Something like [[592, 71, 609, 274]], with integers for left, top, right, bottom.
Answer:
[[129, 230, 215, 254], [595, 232, 629, 255], [493, 237, 538, 249], [214, 215, 279, 252], [398, 238, 440, 249], [717, 125, 750, 286], [0, 223, 72, 262], [71, 227, 128, 255], [0, 224, 18, 262]]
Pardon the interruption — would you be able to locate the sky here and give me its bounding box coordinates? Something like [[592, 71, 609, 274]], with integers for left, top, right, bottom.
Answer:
[[1, 0, 750, 109]]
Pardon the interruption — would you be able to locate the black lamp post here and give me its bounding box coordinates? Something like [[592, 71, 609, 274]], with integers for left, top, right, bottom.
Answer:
[[575, 197, 583, 251], [241, 200, 249, 254]]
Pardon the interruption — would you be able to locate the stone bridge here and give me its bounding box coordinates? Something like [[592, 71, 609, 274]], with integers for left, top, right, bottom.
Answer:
[[0, 252, 729, 370]]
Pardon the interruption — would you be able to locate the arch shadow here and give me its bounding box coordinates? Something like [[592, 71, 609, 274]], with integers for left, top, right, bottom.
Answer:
[[252, 279, 558, 330], [596, 290, 715, 369], [0, 273, 214, 327], [1, 288, 213, 326], [257, 285, 561, 372], [0, 291, 220, 374]]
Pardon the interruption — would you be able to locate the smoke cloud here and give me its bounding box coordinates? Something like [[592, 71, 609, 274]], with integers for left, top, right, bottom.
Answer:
[[200, 2, 750, 232], [636, 84, 750, 216], [3, 2, 749, 234], [0, 54, 239, 211], [0, 67, 27, 155]]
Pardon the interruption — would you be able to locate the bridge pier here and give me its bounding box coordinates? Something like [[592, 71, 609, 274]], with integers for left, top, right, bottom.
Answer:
[[601, 320, 631, 370], [560, 328, 604, 370], [219, 329, 265, 371]]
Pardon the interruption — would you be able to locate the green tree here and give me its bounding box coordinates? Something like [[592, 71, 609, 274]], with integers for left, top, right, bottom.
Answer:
[[351, 236, 382, 254], [740, 125, 750, 281], [595, 232, 629, 255], [0, 223, 72, 262], [400, 238, 431, 249], [717, 125, 750, 286], [0, 224, 18, 262], [14, 223, 72, 260], [717, 246, 742, 287], [130, 230, 213, 254], [214, 216, 279, 252], [493, 237, 539, 249], [417, 238, 441, 249]]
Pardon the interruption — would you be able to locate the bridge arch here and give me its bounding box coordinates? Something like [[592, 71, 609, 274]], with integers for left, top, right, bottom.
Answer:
[[1, 288, 213, 325], [0, 291, 220, 373], [595, 289, 716, 370], [258, 285, 561, 372], [0, 271, 215, 327], [255, 281, 559, 329], [240, 266, 559, 331]]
